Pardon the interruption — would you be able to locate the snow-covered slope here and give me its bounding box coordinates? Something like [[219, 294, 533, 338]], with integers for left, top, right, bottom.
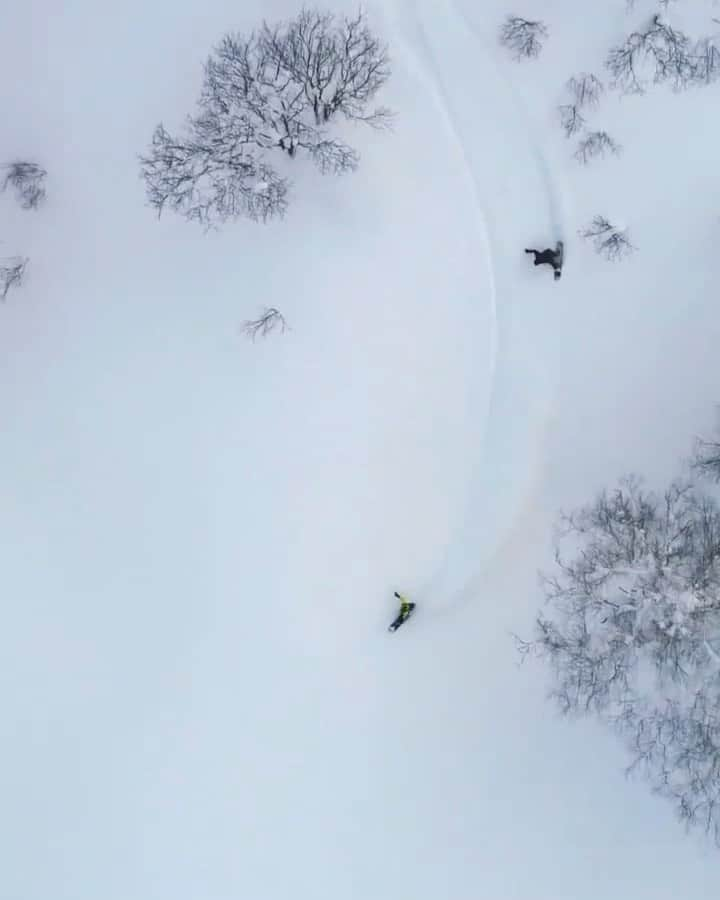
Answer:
[[1, 0, 719, 897]]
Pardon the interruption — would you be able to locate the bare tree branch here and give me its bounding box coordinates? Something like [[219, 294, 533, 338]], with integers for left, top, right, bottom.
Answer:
[[241, 306, 289, 340]]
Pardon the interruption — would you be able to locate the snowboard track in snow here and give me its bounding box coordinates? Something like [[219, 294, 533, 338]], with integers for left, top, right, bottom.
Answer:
[[448, 0, 572, 243], [391, 0, 566, 616]]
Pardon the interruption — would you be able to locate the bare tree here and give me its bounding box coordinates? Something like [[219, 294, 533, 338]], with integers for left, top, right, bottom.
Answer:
[[694, 439, 720, 482], [201, 18, 379, 171], [692, 35, 720, 85], [2, 161, 47, 210], [647, 15, 696, 89], [606, 28, 647, 94], [606, 15, 695, 93], [626, 693, 720, 846], [558, 104, 586, 138], [0, 256, 27, 300], [140, 8, 392, 226], [574, 130, 622, 164], [518, 473, 720, 843], [567, 73, 604, 108], [580, 215, 635, 260], [692, 418, 720, 482], [241, 307, 288, 340], [499, 16, 548, 60], [260, 9, 392, 129], [558, 74, 604, 138]]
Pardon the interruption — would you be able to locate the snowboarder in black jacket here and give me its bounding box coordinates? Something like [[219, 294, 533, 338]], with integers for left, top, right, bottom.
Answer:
[[525, 244, 563, 280]]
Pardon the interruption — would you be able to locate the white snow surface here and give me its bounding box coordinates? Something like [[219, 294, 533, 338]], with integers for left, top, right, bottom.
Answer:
[[2, 0, 720, 897]]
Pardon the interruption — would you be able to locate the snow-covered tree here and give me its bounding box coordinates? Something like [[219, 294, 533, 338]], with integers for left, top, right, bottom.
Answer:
[[140, 8, 392, 227], [520, 475, 720, 843]]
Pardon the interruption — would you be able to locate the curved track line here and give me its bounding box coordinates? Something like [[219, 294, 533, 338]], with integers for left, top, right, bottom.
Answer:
[[383, 4, 500, 425], [391, 0, 558, 615], [449, 0, 574, 246]]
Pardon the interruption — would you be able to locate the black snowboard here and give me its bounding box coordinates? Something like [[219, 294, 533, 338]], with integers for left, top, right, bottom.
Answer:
[[388, 603, 416, 633]]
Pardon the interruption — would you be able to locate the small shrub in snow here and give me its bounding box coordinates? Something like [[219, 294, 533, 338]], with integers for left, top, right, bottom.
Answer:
[[518, 473, 720, 845], [580, 215, 634, 260], [0, 256, 27, 300], [574, 130, 622, 164], [2, 161, 47, 210], [140, 8, 392, 227], [499, 16, 548, 60], [241, 307, 288, 341]]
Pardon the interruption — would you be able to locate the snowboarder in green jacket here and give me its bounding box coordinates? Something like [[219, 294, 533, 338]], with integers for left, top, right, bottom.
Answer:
[[388, 591, 416, 632]]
